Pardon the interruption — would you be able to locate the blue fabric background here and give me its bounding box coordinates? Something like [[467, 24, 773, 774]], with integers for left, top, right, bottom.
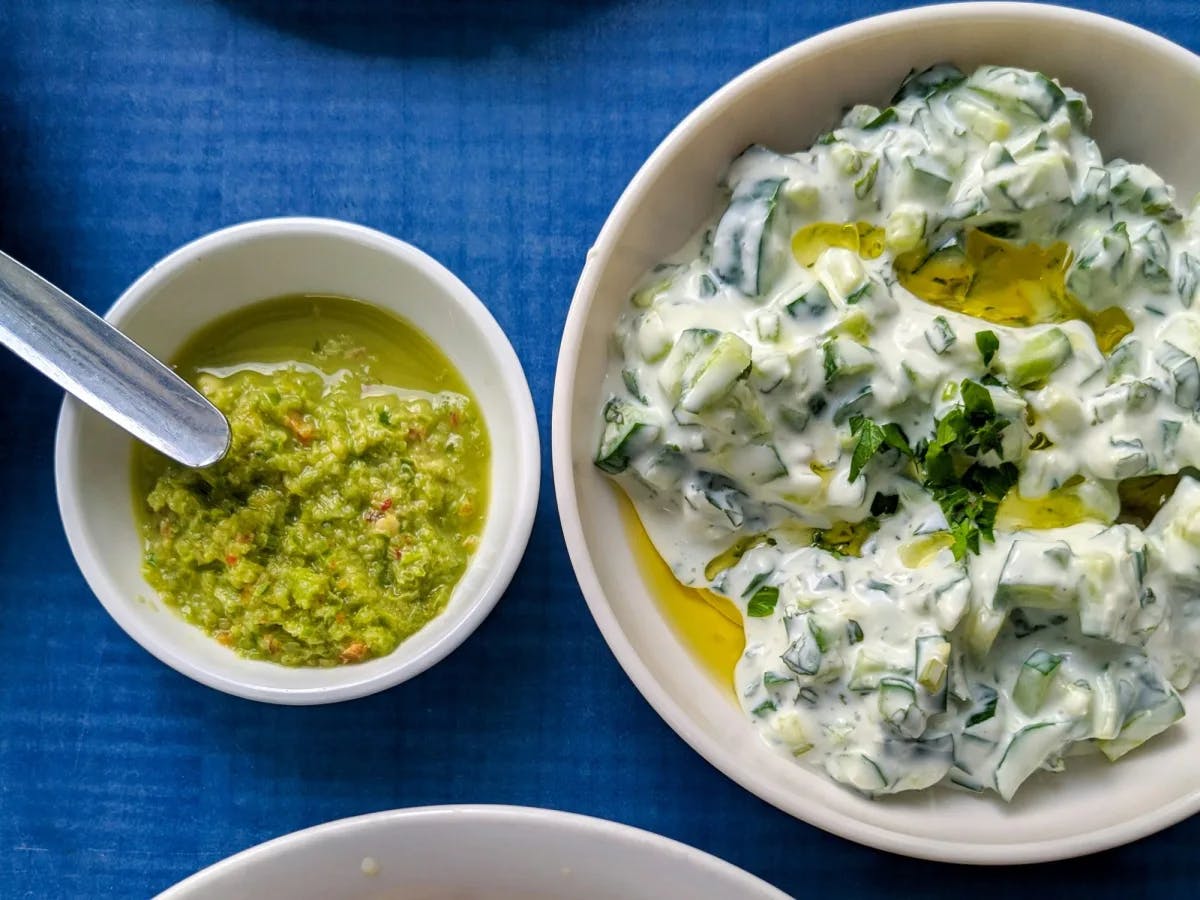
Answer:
[[3, 1, 1200, 896]]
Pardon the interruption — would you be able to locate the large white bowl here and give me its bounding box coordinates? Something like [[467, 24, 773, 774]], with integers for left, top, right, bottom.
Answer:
[[156, 805, 789, 899], [553, 3, 1200, 864], [56, 217, 539, 704]]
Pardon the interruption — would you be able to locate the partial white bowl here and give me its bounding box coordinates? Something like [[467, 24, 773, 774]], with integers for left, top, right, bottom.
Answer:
[[56, 217, 539, 704], [553, 3, 1200, 864], [156, 805, 788, 900]]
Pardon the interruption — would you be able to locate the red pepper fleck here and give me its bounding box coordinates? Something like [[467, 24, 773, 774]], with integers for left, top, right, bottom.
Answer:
[[379, 498, 393, 512], [225, 554, 238, 566]]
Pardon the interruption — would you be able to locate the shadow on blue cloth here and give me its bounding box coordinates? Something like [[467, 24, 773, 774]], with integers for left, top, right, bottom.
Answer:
[[219, 0, 621, 58]]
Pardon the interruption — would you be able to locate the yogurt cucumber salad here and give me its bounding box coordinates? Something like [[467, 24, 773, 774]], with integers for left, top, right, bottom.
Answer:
[[595, 64, 1200, 800]]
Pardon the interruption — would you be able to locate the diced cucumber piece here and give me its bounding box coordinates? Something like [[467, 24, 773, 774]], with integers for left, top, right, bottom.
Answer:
[[621, 368, 647, 403], [1080, 166, 1110, 202], [721, 442, 787, 485], [827, 753, 888, 793], [749, 350, 789, 393], [1090, 668, 1123, 740], [595, 397, 657, 474], [1066, 223, 1130, 309], [994, 721, 1072, 801], [1013, 649, 1064, 716], [1097, 691, 1184, 761], [831, 386, 873, 426], [1155, 341, 1200, 411], [879, 676, 926, 739], [1107, 437, 1148, 479], [965, 603, 1008, 659], [1106, 337, 1141, 381], [858, 105, 898, 129], [892, 63, 966, 103], [781, 613, 822, 676], [951, 732, 999, 792], [1135, 223, 1172, 291], [1090, 380, 1159, 423], [884, 204, 927, 253], [636, 309, 674, 362], [822, 337, 875, 386], [898, 158, 953, 200], [767, 710, 814, 757], [1141, 181, 1181, 222], [964, 684, 999, 730], [847, 647, 904, 691], [924, 316, 957, 354], [949, 94, 1012, 141], [658, 328, 718, 399], [994, 539, 1076, 610], [667, 331, 748, 412], [630, 272, 673, 308], [968, 66, 1065, 121], [682, 332, 753, 412], [915, 635, 950, 696], [712, 177, 785, 296], [1177, 252, 1200, 308], [1163, 419, 1183, 456], [697, 472, 748, 527], [989, 150, 1071, 208], [1005, 327, 1072, 388], [947, 648, 971, 704], [854, 158, 880, 199], [1111, 162, 1180, 223], [753, 310, 781, 343], [786, 282, 831, 319], [631, 447, 686, 492]]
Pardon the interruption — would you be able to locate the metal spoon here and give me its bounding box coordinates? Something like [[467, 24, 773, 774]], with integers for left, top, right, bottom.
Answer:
[[0, 250, 230, 467]]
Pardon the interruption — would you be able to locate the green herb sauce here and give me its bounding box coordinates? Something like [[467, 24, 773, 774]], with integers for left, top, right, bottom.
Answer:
[[135, 295, 490, 667]]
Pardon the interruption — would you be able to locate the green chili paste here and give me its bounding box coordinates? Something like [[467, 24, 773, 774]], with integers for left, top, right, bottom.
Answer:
[[136, 295, 489, 667]]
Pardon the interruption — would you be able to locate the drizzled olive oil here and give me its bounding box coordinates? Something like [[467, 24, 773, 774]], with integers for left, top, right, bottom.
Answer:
[[617, 494, 743, 694], [894, 230, 1133, 353]]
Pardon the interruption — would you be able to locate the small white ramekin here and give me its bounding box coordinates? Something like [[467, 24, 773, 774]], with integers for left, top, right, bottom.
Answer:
[[56, 217, 539, 704]]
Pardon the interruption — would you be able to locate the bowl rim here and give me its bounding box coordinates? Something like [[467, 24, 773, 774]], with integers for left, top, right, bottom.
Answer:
[[155, 804, 790, 899], [55, 216, 540, 704], [552, 2, 1200, 863]]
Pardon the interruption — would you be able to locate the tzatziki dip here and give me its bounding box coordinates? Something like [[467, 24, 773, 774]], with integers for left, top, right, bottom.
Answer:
[[595, 64, 1200, 799]]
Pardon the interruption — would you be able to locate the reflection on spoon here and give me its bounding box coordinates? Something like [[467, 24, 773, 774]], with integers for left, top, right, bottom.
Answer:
[[0, 250, 230, 467]]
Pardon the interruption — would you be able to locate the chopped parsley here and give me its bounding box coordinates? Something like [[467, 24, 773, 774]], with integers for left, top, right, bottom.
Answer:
[[848, 378, 1019, 559], [976, 330, 1000, 366], [746, 585, 780, 617]]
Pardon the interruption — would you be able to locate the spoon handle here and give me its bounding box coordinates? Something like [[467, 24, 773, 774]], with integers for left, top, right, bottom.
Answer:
[[0, 251, 230, 467]]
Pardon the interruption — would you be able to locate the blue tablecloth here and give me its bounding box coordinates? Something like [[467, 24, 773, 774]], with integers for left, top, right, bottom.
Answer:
[[4, 1, 1200, 896]]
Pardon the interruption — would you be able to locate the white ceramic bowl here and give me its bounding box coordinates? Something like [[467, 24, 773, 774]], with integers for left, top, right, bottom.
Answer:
[[156, 805, 788, 899], [554, 3, 1200, 864], [56, 217, 539, 704]]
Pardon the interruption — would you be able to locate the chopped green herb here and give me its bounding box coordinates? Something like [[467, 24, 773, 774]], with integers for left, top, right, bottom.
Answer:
[[747, 585, 780, 618], [848, 416, 885, 482], [976, 330, 1000, 366], [845, 379, 1017, 559]]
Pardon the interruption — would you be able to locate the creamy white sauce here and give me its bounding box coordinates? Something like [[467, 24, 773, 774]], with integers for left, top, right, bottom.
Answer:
[[597, 65, 1200, 799]]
